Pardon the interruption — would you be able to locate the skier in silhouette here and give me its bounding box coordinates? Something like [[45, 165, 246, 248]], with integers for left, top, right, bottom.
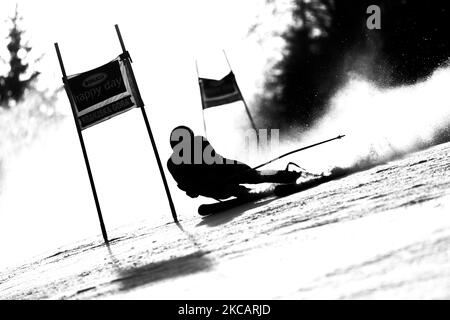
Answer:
[[167, 126, 301, 200]]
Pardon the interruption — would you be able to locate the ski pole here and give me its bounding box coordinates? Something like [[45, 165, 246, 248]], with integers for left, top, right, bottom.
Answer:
[[252, 135, 345, 170]]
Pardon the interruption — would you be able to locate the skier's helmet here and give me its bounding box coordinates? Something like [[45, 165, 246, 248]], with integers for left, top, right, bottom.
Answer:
[[170, 125, 194, 149]]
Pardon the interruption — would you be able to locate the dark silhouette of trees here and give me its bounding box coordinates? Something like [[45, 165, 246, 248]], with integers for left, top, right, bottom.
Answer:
[[256, 0, 450, 132], [0, 6, 40, 108]]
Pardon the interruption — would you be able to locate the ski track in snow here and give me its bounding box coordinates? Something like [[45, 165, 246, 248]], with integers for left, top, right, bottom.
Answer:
[[1, 142, 450, 299]]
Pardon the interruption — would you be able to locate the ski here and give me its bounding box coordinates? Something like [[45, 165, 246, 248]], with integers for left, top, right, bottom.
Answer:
[[198, 169, 351, 216], [198, 187, 276, 216]]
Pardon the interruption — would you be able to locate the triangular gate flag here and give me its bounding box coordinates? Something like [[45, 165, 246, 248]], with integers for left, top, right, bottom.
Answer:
[[55, 25, 178, 244], [199, 71, 241, 109], [196, 51, 257, 137]]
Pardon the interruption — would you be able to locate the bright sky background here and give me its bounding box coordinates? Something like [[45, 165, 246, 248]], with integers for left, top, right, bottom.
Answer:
[[0, 0, 287, 269], [2, 0, 450, 273]]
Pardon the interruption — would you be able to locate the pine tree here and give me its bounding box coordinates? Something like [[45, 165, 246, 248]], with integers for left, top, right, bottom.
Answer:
[[0, 5, 40, 108]]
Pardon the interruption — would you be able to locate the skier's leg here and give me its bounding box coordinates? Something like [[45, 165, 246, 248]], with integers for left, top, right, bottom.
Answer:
[[230, 169, 301, 184], [257, 170, 301, 183], [202, 184, 250, 199]]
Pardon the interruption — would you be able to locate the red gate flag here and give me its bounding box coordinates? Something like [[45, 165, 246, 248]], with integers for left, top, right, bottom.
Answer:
[[199, 71, 242, 109], [65, 55, 143, 130]]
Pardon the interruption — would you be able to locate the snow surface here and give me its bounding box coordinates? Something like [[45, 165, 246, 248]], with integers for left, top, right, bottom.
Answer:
[[1, 141, 450, 299]]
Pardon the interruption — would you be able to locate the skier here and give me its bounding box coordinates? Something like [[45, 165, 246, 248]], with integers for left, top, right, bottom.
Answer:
[[167, 126, 301, 200]]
